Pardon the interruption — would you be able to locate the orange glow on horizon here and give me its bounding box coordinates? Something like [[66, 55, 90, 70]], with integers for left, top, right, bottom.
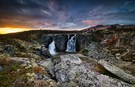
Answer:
[[0, 27, 31, 34]]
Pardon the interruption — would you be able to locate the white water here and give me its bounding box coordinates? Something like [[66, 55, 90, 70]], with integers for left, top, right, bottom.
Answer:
[[48, 40, 57, 55], [66, 34, 76, 52]]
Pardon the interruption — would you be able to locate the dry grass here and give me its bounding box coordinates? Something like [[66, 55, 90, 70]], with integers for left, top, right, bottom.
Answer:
[[33, 67, 48, 76], [0, 56, 11, 65], [117, 64, 135, 76], [34, 80, 58, 87], [92, 64, 107, 74], [15, 52, 33, 58]]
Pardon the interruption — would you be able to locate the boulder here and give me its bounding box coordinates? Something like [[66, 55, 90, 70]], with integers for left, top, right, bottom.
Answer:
[[54, 34, 68, 52], [54, 54, 132, 87], [98, 59, 135, 84]]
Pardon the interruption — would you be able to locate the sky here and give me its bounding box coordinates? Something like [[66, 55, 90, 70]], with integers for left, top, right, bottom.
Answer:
[[0, 0, 135, 32]]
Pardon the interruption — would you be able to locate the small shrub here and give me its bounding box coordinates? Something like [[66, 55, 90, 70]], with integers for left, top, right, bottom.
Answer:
[[80, 49, 89, 56], [33, 67, 48, 76], [0, 56, 11, 65]]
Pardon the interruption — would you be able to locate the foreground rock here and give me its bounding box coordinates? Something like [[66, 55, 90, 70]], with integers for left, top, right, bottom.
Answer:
[[54, 54, 132, 87], [99, 59, 135, 84]]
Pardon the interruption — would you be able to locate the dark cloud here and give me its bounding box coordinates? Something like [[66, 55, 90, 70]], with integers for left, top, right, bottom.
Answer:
[[0, 0, 135, 29]]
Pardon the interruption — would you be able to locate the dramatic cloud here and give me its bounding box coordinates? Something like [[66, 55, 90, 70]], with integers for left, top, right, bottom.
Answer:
[[0, 0, 135, 30]]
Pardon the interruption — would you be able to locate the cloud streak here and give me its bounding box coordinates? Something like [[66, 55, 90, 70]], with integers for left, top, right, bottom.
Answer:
[[0, 0, 135, 29]]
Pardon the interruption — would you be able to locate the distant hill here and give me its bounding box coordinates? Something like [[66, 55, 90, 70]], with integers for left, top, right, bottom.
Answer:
[[0, 24, 135, 37]]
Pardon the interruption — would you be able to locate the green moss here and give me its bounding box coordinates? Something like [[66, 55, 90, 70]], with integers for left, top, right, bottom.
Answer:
[[0, 63, 33, 87], [80, 49, 89, 56]]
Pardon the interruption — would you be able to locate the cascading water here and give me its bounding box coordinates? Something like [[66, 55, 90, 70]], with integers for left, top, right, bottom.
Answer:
[[66, 34, 76, 52], [48, 40, 57, 55]]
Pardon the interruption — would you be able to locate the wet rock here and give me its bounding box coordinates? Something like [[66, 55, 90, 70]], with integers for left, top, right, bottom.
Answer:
[[41, 34, 53, 48], [41, 46, 51, 58], [54, 35, 68, 52], [33, 45, 51, 58], [0, 66, 3, 72]]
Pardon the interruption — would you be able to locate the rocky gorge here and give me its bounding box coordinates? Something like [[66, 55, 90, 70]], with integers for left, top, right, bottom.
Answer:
[[0, 25, 135, 87]]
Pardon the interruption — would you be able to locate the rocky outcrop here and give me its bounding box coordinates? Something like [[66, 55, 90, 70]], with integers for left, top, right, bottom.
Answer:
[[84, 42, 126, 65], [54, 35, 68, 52], [54, 54, 132, 87], [41, 34, 53, 48], [34, 45, 52, 58], [86, 42, 113, 59], [98, 59, 135, 84], [41, 45, 51, 58], [76, 34, 94, 51]]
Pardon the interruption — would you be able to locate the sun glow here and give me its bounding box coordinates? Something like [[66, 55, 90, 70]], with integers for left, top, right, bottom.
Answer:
[[0, 27, 31, 34]]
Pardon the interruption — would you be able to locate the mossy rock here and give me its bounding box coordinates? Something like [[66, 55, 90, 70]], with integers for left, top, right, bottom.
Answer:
[[80, 49, 89, 56]]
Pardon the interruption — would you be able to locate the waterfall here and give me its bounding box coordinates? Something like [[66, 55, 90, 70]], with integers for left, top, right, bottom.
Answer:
[[48, 40, 57, 55], [66, 34, 76, 52]]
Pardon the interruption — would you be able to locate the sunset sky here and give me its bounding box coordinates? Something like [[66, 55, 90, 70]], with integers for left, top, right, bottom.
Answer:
[[0, 0, 135, 33]]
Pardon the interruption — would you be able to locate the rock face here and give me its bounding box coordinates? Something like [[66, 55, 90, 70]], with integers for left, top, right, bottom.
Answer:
[[54, 35, 68, 52], [86, 42, 112, 59], [35, 45, 53, 58], [41, 46, 51, 58], [76, 35, 93, 51], [41, 34, 53, 48], [54, 54, 132, 87], [85, 42, 122, 64]]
